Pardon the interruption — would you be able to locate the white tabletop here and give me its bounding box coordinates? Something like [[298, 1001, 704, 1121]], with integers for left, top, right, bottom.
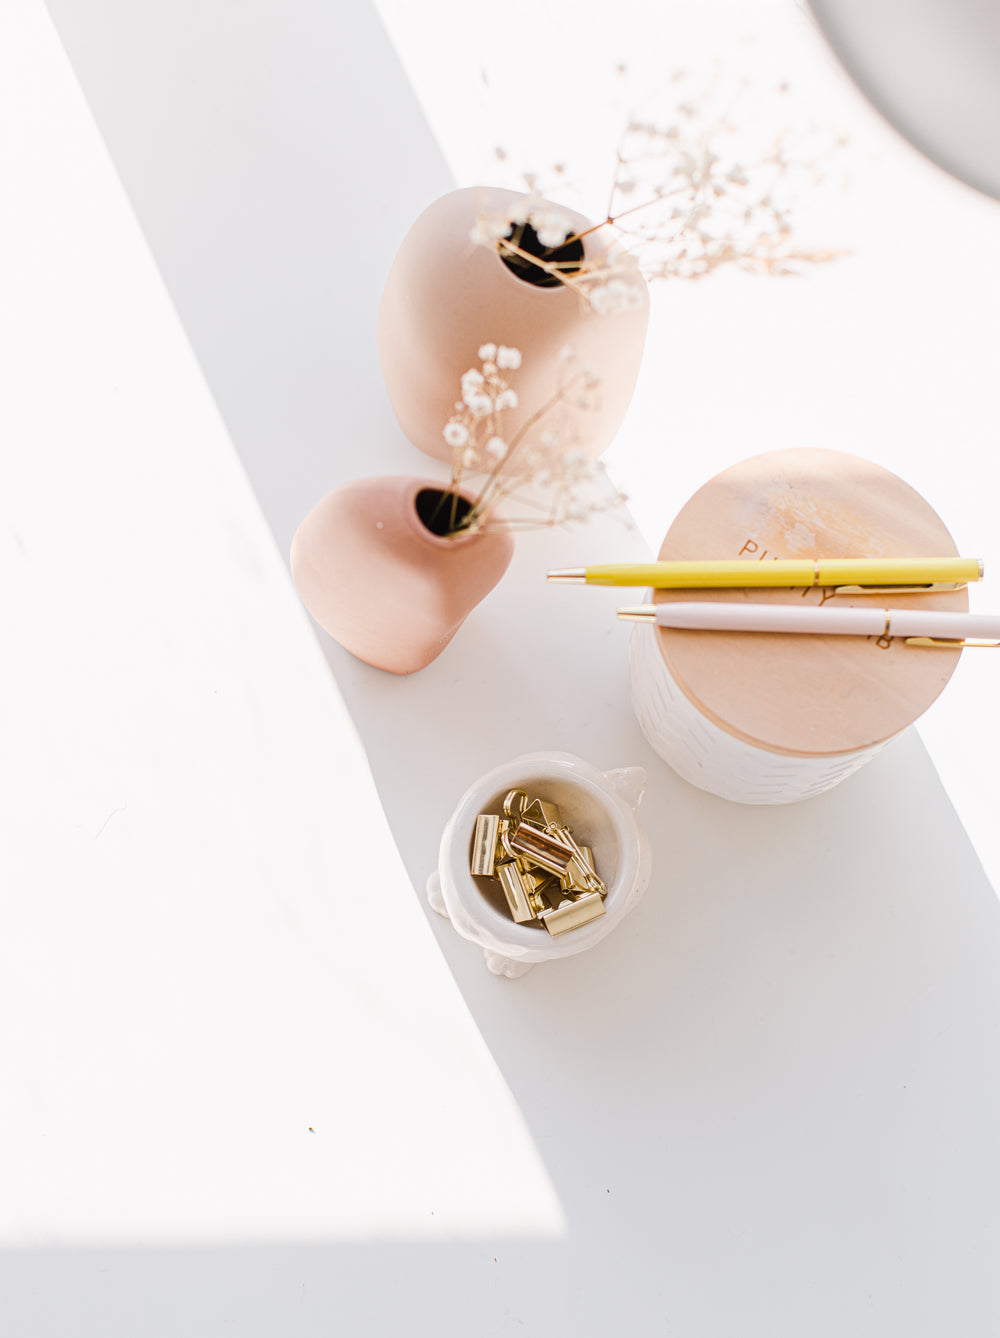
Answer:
[[4, 1, 1000, 1332]]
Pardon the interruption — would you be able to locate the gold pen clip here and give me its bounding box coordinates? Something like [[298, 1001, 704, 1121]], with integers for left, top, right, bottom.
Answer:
[[834, 582, 968, 595], [904, 636, 1000, 649]]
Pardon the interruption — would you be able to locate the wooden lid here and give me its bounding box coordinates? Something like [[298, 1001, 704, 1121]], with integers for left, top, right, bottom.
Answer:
[[654, 449, 967, 756]]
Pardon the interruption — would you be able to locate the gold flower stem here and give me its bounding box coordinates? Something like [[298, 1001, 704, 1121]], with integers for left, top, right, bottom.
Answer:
[[605, 140, 627, 221], [493, 238, 601, 310], [496, 238, 586, 276]]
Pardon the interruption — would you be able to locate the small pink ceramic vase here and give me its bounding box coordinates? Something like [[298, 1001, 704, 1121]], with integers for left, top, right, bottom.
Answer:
[[291, 476, 514, 675], [377, 186, 649, 464]]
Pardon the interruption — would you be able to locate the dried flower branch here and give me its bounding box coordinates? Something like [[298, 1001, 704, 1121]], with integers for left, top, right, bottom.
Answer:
[[472, 73, 845, 308], [435, 345, 630, 536]]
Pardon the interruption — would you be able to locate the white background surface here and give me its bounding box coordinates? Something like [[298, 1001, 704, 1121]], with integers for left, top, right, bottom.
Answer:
[[3, 1, 1000, 1333]]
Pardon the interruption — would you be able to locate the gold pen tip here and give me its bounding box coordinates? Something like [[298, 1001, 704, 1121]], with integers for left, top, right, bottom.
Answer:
[[617, 606, 657, 622], [546, 568, 586, 583]]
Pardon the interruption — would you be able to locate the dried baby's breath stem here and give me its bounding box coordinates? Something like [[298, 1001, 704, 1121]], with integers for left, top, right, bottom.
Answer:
[[440, 344, 617, 537], [559, 217, 612, 248], [471, 75, 844, 306], [484, 489, 632, 532], [562, 183, 696, 251], [603, 114, 638, 223], [605, 149, 625, 222], [463, 372, 588, 529]]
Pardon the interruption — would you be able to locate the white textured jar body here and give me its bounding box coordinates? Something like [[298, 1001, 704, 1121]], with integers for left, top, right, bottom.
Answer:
[[628, 622, 893, 805]]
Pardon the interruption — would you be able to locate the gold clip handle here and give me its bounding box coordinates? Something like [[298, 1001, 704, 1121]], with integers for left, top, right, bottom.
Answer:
[[904, 637, 1000, 648], [834, 582, 968, 595]]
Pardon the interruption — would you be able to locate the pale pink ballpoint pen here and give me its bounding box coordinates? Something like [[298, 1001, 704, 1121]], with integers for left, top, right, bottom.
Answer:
[[618, 602, 1000, 647]]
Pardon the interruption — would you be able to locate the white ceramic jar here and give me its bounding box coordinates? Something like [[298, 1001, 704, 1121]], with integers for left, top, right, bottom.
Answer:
[[427, 752, 652, 977], [628, 448, 967, 804]]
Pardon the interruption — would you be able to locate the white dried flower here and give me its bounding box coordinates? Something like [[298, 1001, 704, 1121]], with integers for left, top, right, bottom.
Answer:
[[477, 343, 497, 362], [470, 215, 510, 246], [531, 207, 572, 249], [586, 278, 643, 315], [477, 74, 840, 311], [508, 195, 533, 226], [439, 342, 624, 538]]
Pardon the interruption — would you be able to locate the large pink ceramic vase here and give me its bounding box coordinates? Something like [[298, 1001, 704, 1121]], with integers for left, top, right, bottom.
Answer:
[[377, 187, 649, 463], [290, 476, 514, 675]]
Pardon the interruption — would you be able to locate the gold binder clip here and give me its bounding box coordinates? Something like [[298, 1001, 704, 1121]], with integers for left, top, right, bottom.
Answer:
[[546, 824, 606, 896], [503, 820, 577, 878], [522, 796, 563, 828], [472, 787, 606, 934], [502, 788, 529, 821], [524, 870, 567, 915], [495, 861, 539, 923], [471, 814, 503, 877], [560, 845, 603, 896], [540, 892, 606, 936]]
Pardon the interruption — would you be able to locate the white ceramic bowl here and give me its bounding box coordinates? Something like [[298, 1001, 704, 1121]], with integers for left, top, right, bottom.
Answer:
[[427, 751, 652, 977]]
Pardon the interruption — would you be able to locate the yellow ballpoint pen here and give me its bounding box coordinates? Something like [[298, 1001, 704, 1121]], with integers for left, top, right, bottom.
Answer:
[[546, 557, 983, 590]]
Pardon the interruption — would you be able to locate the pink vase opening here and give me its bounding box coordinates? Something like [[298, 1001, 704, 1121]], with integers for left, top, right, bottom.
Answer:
[[290, 476, 515, 675]]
